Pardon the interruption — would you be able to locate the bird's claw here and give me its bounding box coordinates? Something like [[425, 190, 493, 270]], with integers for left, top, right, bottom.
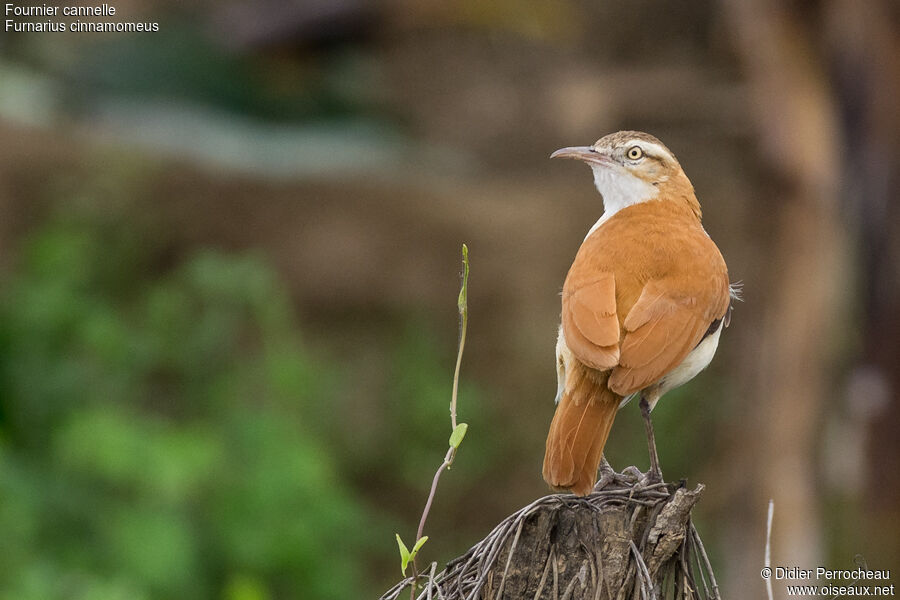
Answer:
[[639, 469, 664, 487], [592, 457, 617, 491], [593, 470, 615, 491]]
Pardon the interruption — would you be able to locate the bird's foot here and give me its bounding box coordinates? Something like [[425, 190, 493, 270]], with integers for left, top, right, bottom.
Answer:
[[593, 464, 667, 492], [619, 465, 644, 485], [593, 471, 615, 492], [598, 465, 644, 489], [592, 457, 617, 491], [639, 468, 665, 487]]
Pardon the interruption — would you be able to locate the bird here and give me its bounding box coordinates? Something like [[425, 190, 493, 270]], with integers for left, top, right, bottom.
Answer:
[[542, 131, 732, 496]]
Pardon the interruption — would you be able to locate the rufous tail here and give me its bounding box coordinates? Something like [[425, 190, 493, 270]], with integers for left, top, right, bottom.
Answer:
[[542, 364, 621, 496]]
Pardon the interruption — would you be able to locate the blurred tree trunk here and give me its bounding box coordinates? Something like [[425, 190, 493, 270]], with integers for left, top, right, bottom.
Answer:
[[720, 0, 845, 594], [824, 0, 900, 568]]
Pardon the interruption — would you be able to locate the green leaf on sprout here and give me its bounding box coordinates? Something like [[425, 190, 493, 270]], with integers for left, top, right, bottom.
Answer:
[[449, 423, 468, 449], [410, 536, 428, 560], [396, 534, 411, 575], [457, 244, 469, 314]]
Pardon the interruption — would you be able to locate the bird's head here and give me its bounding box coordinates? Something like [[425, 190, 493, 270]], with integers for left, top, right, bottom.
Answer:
[[551, 131, 699, 219]]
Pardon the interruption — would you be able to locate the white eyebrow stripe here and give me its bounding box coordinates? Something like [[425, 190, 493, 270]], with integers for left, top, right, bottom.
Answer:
[[629, 141, 674, 162]]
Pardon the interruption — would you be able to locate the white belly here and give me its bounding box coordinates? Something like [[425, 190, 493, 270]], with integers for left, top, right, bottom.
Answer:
[[656, 321, 723, 398]]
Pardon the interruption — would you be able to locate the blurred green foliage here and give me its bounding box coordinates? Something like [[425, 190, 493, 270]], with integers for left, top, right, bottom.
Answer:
[[0, 218, 373, 599]]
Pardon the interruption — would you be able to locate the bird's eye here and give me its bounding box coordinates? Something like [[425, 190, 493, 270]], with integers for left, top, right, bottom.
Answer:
[[626, 146, 643, 160]]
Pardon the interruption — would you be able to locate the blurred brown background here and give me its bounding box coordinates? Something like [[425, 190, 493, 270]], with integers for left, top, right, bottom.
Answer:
[[0, 0, 898, 598]]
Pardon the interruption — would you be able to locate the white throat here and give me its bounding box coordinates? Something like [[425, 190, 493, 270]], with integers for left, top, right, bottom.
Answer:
[[584, 165, 659, 240]]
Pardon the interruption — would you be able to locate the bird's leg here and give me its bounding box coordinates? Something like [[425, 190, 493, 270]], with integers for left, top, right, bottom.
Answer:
[[593, 455, 616, 491], [639, 395, 663, 484]]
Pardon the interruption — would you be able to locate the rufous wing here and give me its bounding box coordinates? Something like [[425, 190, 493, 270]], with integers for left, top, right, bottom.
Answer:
[[608, 277, 729, 396], [561, 272, 620, 370]]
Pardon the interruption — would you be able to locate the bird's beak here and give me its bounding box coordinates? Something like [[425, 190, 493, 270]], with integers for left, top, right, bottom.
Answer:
[[550, 146, 613, 166]]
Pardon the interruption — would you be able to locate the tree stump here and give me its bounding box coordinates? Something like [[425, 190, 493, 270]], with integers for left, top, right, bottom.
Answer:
[[381, 474, 721, 600]]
